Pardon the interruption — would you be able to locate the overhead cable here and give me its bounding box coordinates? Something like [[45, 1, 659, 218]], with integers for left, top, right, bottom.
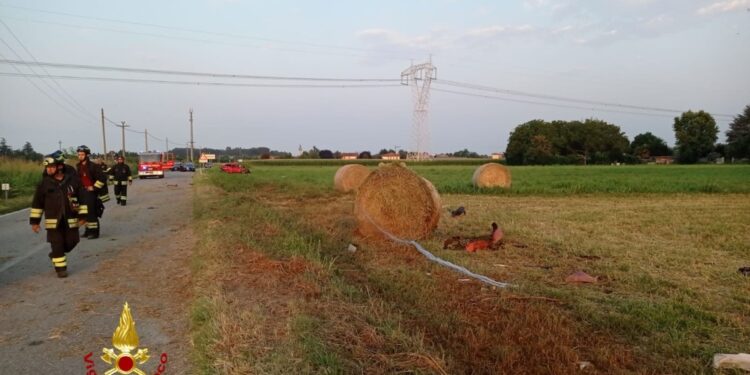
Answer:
[[0, 59, 400, 82], [435, 79, 735, 119], [0, 19, 93, 118], [0, 71, 402, 88]]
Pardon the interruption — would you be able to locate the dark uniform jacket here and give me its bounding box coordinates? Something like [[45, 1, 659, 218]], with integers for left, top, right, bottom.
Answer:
[[110, 163, 133, 184], [76, 159, 109, 202], [30, 165, 88, 230]]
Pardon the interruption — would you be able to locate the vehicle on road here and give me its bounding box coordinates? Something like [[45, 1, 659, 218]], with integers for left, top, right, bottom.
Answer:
[[182, 162, 195, 172], [221, 163, 249, 174], [171, 162, 183, 171], [138, 152, 165, 178]]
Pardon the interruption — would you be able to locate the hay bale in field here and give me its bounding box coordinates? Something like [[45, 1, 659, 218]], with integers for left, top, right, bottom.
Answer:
[[334, 164, 372, 192], [472, 163, 512, 188], [354, 164, 441, 241]]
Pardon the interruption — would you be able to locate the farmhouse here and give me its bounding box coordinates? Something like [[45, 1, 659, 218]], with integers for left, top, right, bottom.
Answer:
[[381, 152, 400, 160], [340, 153, 358, 160], [491, 152, 505, 160], [654, 156, 674, 165]]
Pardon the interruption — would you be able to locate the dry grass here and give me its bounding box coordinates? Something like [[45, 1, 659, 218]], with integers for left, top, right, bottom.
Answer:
[[193, 169, 750, 374]]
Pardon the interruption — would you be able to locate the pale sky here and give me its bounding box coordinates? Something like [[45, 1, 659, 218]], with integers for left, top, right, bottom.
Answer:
[[1, 0, 748, 156]]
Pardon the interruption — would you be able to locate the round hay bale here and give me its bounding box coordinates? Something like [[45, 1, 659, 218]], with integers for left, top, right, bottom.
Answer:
[[472, 163, 511, 188], [354, 164, 441, 240], [334, 164, 371, 192]]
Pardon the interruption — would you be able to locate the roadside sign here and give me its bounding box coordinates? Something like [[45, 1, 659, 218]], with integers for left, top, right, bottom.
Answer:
[[1, 183, 8, 190], [199, 157, 208, 163], [201, 154, 216, 160]]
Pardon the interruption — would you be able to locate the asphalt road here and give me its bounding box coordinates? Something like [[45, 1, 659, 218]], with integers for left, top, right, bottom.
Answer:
[[0, 171, 195, 374]]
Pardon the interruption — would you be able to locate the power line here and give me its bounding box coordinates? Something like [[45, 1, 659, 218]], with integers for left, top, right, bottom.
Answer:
[[431, 87, 683, 119], [0, 59, 400, 82], [435, 79, 735, 119], [0, 47, 92, 124], [0, 19, 93, 118], [0, 71, 402, 88]]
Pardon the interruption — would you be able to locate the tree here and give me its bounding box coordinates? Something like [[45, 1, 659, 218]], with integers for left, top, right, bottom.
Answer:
[[673, 110, 718, 163], [378, 148, 395, 155], [21, 141, 42, 161], [319, 149, 334, 159], [0, 138, 11, 157], [450, 149, 481, 158], [505, 118, 629, 165], [527, 135, 555, 164], [358, 151, 372, 159], [630, 132, 671, 160], [726, 104, 750, 160]]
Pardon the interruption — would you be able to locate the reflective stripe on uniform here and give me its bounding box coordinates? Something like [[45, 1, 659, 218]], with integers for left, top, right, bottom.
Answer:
[[99, 194, 110, 202], [44, 219, 58, 229], [51, 256, 67, 267], [120, 196, 127, 201], [30, 208, 43, 218], [79, 205, 88, 214], [67, 218, 79, 228], [87, 222, 98, 229], [94, 180, 104, 189]]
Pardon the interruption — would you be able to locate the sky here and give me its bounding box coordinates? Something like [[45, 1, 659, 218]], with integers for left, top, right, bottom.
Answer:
[[0, 0, 748, 156]]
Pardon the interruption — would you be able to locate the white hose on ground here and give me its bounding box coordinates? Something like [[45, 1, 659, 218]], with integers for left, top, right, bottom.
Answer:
[[363, 211, 513, 289]]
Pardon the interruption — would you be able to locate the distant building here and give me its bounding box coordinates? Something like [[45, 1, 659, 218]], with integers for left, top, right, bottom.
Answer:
[[340, 153, 358, 160], [381, 152, 400, 160], [491, 152, 505, 160], [654, 156, 674, 165]]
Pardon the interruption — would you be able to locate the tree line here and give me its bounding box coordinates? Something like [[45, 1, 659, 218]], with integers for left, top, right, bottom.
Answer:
[[0, 138, 43, 161], [505, 105, 750, 165]]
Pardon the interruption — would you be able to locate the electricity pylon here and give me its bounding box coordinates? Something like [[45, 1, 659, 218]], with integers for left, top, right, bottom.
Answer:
[[401, 60, 437, 160]]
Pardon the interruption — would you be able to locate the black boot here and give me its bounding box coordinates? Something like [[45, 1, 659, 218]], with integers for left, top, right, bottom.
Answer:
[[55, 267, 68, 278], [88, 230, 99, 239]]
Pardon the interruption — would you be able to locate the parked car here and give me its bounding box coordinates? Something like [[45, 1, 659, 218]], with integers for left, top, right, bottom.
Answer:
[[171, 162, 183, 171], [220, 163, 249, 174], [182, 162, 195, 172]]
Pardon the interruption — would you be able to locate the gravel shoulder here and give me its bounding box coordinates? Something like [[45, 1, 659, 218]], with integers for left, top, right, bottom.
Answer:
[[0, 171, 195, 374]]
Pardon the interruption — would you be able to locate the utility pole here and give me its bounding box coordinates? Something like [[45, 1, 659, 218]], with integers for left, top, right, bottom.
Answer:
[[189, 108, 194, 162], [165, 137, 169, 156], [116, 121, 129, 158], [101, 108, 108, 161], [145, 128, 149, 152], [58, 140, 62, 151]]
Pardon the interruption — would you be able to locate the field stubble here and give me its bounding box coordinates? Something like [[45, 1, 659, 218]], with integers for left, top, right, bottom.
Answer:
[[192, 164, 750, 374]]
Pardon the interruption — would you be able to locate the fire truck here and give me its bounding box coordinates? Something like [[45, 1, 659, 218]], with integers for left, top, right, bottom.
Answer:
[[137, 152, 166, 179]]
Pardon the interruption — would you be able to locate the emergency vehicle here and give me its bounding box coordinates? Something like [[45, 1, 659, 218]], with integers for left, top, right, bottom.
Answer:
[[138, 152, 165, 179]]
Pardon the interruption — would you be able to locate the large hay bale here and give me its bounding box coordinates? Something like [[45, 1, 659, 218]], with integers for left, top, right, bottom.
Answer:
[[334, 164, 371, 192], [472, 163, 511, 188], [354, 164, 441, 240]]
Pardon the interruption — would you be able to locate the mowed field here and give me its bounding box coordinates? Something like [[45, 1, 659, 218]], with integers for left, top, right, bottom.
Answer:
[[191, 163, 749, 374]]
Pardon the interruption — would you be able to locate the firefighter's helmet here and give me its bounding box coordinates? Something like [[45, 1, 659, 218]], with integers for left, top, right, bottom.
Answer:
[[76, 145, 91, 155], [43, 150, 66, 167]]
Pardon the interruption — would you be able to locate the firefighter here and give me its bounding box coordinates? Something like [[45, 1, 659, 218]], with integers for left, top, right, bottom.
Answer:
[[111, 155, 133, 205], [76, 145, 107, 239], [30, 151, 88, 278]]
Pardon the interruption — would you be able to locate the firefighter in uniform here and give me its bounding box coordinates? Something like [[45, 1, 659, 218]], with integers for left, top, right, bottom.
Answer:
[[110, 155, 133, 205], [30, 151, 88, 278], [76, 145, 107, 239]]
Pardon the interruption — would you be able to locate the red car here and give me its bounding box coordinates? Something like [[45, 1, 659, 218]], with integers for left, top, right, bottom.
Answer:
[[220, 163, 250, 174]]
